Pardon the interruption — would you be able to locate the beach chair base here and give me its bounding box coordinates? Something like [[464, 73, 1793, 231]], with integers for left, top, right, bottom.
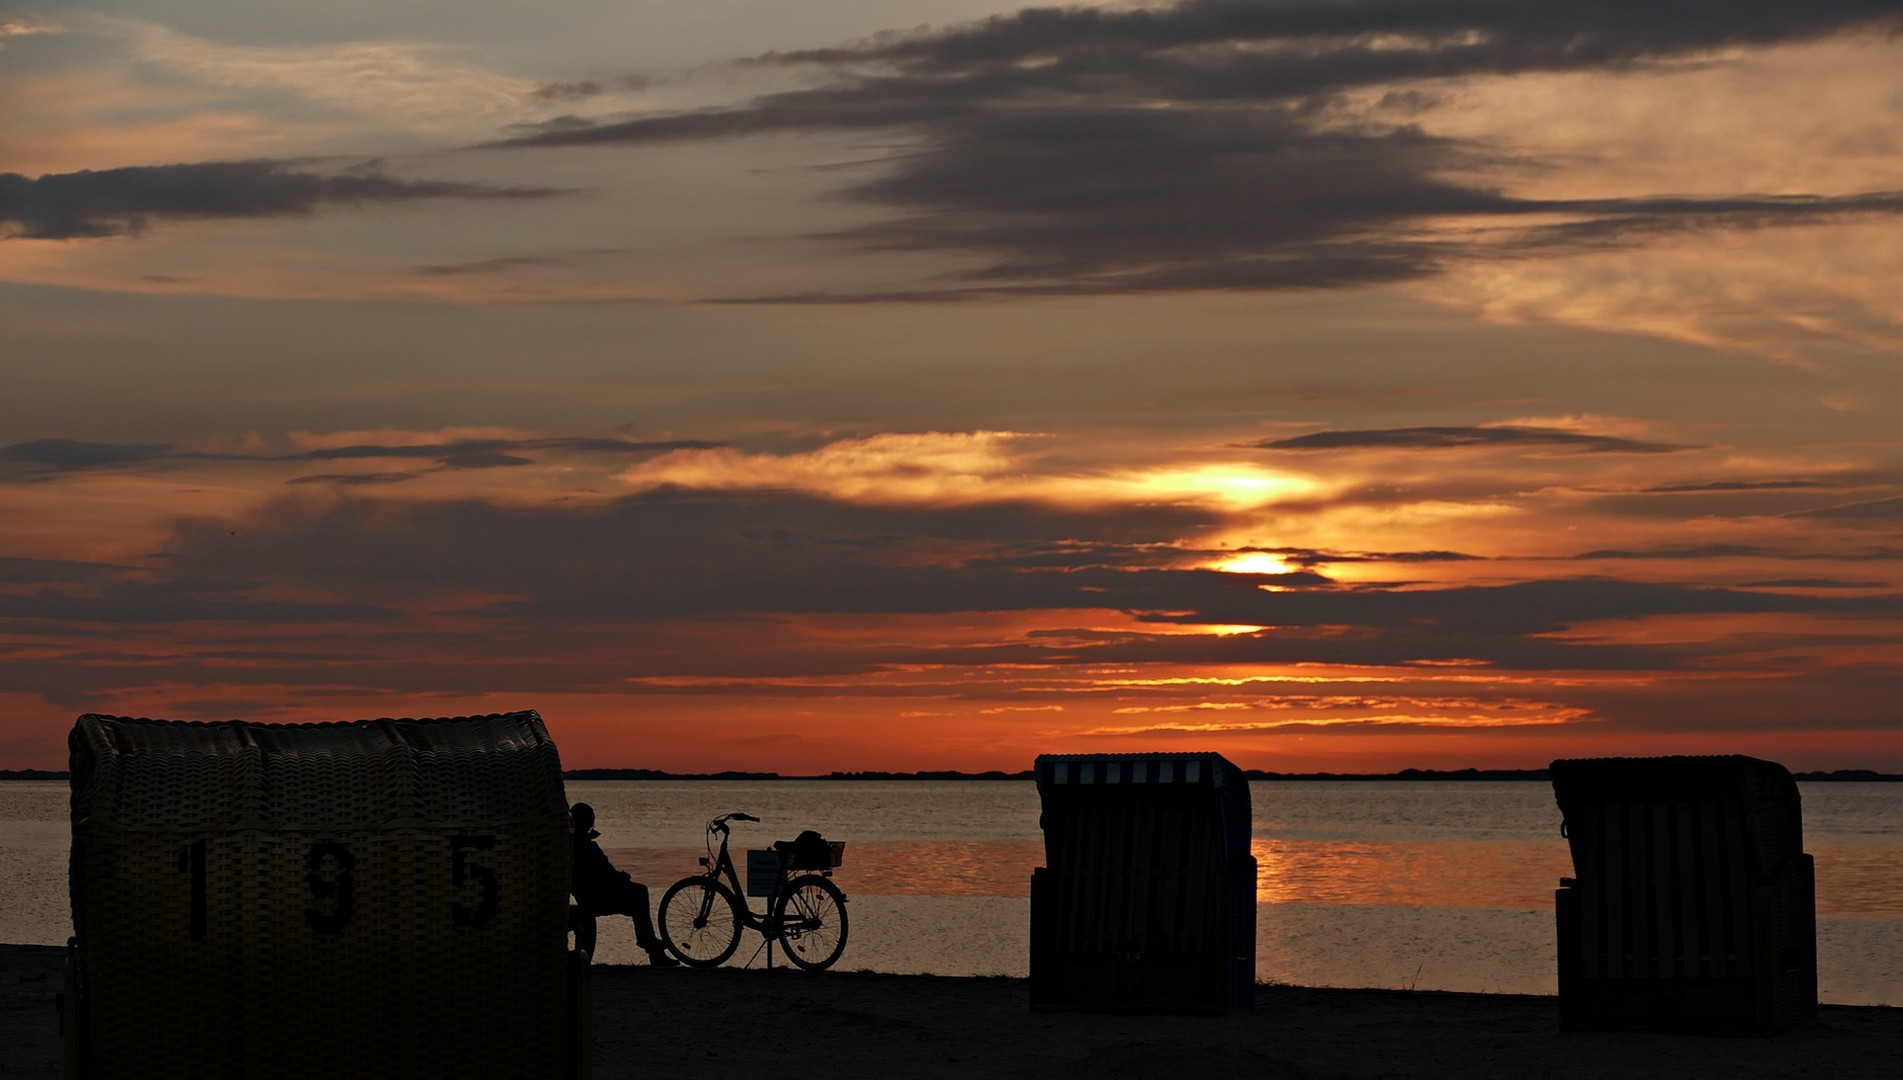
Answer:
[[1556, 858, 1817, 1035], [565, 948, 592, 1080]]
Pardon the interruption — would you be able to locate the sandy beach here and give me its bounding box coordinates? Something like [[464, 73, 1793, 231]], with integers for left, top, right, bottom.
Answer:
[[6, 944, 1899, 1079]]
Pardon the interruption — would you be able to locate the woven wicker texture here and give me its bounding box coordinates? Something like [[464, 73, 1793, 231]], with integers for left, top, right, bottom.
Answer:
[[1550, 755, 1816, 1033], [1551, 755, 1803, 874], [69, 712, 571, 1079]]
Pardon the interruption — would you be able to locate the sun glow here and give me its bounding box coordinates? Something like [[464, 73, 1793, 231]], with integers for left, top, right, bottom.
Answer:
[[1141, 623, 1272, 636], [1210, 551, 1298, 575], [1113, 464, 1314, 508], [615, 433, 1323, 513]]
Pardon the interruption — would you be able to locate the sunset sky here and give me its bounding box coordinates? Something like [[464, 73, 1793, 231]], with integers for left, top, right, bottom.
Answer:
[[3, 0, 1902, 772]]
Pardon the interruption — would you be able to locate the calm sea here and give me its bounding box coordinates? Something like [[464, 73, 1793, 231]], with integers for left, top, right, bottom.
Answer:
[[5, 780, 1898, 1003]]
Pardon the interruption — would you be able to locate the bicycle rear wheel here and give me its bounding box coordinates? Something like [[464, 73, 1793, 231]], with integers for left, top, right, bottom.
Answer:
[[658, 876, 742, 968], [773, 874, 848, 972]]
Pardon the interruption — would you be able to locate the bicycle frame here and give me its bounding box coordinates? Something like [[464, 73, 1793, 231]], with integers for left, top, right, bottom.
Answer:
[[692, 816, 781, 935]]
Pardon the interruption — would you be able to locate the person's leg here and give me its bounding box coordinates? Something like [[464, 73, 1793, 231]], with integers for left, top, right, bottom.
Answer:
[[620, 881, 659, 949], [603, 880, 675, 966]]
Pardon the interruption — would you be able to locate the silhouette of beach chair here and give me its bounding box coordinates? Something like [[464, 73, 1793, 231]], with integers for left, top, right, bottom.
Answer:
[[64, 711, 590, 1079], [1551, 755, 1816, 1033], [1030, 752, 1256, 1013]]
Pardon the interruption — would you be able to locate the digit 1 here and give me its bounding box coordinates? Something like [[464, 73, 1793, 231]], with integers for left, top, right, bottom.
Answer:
[[176, 840, 206, 941]]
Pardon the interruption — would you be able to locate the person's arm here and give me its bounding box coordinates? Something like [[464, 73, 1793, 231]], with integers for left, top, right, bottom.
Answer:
[[573, 838, 633, 888]]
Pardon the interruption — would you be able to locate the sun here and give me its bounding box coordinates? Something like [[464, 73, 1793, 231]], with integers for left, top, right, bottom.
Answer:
[[1211, 552, 1298, 576], [1115, 465, 1314, 508]]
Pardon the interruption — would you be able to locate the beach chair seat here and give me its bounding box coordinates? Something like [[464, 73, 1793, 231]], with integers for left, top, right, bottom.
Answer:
[[1550, 755, 1816, 1033]]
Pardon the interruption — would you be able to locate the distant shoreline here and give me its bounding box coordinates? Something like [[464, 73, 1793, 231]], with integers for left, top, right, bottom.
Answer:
[[9, 766, 1900, 782]]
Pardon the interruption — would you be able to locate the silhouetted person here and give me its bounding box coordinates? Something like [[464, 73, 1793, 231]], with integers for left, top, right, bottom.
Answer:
[[570, 802, 676, 966]]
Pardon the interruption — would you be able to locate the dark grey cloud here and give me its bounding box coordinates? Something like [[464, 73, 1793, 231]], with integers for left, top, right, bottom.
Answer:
[[0, 160, 566, 240], [485, 0, 1903, 297], [0, 435, 722, 478], [149, 490, 1899, 640], [1742, 578, 1888, 589], [156, 489, 1227, 620], [1142, 575, 1899, 637], [1795, 496, 1903, 521], [284, 472, 419, 487], [527, 74, 649, 102], [1, 439, 170, 469], [413, 255, 558, 276], [294, 436, 721, 467], [152, 482, 1887, 665], [1558, 667, 1903, 740], [528, 80, 604, 102], [4, 488, 1897, 726], [765, 0, 1903, 71], [0, 557, 134, 585], [0, 584, 396, 625], [443, 451, 533, 468], [1251, 425, 1694, 453], [503, 115, 604, 138], [1323, 548, 1481, 564], [1569, 544, 1903, 562]]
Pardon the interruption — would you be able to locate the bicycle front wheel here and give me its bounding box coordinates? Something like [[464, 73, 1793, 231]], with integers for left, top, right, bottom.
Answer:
[[658, 876, 743, 968], [773, 874, 848, 972]]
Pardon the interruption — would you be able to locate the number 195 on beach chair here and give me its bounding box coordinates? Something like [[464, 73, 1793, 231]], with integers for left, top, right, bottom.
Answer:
[[64, 711, 590, 1080]]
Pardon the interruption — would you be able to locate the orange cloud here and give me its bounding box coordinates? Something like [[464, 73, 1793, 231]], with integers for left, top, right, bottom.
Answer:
[[617, 431, 1319, 511], [0, 18, 60, 48]]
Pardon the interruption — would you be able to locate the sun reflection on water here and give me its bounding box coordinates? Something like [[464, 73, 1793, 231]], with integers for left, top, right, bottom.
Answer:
[[611, 837, 1903, 918]]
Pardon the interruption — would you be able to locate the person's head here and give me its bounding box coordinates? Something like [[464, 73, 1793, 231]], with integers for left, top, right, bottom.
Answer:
[[571, 802, 595, 832]]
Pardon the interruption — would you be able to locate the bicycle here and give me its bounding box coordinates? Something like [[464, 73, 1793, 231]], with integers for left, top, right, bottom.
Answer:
[[656, 812, 850, 972]]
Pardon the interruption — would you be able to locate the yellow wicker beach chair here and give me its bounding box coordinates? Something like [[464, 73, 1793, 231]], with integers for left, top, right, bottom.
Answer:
[[66, 711, 588, 1079], [1551, 755, 1817, 1033]]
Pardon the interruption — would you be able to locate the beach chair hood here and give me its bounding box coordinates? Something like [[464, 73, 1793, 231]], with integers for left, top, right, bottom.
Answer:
[[67, 711, 574, 1080]]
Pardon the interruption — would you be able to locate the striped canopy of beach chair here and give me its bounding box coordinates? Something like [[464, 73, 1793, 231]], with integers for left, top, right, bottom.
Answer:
[[67, 711, 575, 1079]]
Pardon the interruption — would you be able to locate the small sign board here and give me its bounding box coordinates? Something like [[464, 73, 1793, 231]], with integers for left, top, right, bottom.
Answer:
[[746, 849, 781, 898]]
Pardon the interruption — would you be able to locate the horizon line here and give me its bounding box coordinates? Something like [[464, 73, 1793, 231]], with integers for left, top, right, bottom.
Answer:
[[6, 766, 1900, 782]]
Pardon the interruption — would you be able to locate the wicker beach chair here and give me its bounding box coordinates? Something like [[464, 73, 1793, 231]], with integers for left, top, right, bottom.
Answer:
[[66, 711, 588, 1079], [1030, 752, 1256, 1013], [1550, 755, 1817, 1033]]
